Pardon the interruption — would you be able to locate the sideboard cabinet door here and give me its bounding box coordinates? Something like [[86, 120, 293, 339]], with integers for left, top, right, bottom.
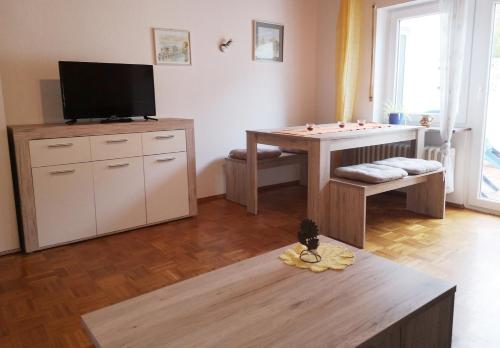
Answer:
[[144, 152, 189, 224], [93, 157, 147, 235], [32, 163, 97, 247]]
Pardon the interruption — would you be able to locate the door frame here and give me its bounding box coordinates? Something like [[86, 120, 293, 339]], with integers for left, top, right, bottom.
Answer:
[[466, 0, 500, 214]]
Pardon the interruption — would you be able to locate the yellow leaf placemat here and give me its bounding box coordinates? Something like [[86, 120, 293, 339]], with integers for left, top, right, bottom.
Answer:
[[279, 243, 355, 272]]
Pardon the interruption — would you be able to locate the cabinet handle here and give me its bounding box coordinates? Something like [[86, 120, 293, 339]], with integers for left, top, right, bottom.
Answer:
[[50, 169, 76, 175], [108, 163, 130, 168], [48, 143, 73, 148], [106, 139, 129, 144], [157, 157, 176, 162], [155, 135, 175, 140]]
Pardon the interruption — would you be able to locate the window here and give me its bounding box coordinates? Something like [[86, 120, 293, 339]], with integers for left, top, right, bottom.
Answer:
[[373, 1, 442, 122], [395, 14, 441, 115]]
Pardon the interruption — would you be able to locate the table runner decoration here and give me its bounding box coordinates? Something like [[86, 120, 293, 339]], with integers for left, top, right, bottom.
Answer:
[[280, 243, 355, 272], [273, 122, 391, 136]]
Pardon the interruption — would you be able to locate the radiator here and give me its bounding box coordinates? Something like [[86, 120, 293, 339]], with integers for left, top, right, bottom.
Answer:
[[347, 143, 455, 166]]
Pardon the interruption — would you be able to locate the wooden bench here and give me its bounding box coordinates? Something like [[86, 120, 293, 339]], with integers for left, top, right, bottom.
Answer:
[[329, 169, 445, 249], [225, 152, 307, 205]]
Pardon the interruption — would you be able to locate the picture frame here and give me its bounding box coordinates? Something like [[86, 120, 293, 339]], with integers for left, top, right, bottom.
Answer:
[[253, 20, 284, 62], [153, 28, 192, 65]]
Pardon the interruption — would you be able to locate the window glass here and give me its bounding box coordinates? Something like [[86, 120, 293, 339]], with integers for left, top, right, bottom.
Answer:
[[395, 14, 441, 115]]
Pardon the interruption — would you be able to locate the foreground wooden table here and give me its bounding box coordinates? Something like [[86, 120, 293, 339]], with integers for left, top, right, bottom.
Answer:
[[82, 237, 455, 347], [246, 124, 425, 233]]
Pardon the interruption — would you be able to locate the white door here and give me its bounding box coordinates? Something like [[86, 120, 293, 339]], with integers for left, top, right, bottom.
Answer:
[[93, 157, 147, 234], [144, 152, 189, 224], [467, 0, 500, 214], [32, 163, 96, 247]]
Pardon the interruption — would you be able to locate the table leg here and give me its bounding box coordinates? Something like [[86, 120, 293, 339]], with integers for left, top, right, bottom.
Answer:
[[246, 132, 258, 214], [308, 141, 331, 234]]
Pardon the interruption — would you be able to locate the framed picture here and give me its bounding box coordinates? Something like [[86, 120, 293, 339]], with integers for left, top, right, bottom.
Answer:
[[253, 21, 284, 62], [153, 28, 191, 65]]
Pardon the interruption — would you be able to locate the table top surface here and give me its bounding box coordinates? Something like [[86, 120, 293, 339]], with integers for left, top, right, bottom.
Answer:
[[247, 123, 423, 141], [82, 236, 455, 348]]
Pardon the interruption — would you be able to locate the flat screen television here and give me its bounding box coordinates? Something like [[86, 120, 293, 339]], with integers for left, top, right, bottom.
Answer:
[[59, 61, 156, 122]]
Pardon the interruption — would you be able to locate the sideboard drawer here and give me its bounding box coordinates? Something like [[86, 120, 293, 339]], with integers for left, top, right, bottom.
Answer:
[[142, 130, 186, 155], [29, 137, 91, 168], [90, 133, 142, 161]]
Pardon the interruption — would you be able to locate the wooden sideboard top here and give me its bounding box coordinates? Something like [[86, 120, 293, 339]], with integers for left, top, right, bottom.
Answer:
[[8, 118, 194, 140]]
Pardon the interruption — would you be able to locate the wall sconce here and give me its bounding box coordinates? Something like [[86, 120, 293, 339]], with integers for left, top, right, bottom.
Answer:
[[219, 39, 233, 53]]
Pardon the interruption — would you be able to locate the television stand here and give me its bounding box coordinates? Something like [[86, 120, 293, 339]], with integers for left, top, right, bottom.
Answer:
[[144, 116, 158, 121], [8, 118, 197, 253], [100, 117, 133, 124]]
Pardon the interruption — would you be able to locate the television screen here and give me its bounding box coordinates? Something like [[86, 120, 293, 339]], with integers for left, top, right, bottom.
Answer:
[[59, 61, 156, 120]]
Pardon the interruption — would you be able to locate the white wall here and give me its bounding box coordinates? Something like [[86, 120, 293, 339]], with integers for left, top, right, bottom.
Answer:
[[0, 77, 20, 253], [0, 0, 319, 198]]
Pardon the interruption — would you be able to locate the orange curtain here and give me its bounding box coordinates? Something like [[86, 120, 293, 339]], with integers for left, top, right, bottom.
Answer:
[[336, 0, 363, 122]]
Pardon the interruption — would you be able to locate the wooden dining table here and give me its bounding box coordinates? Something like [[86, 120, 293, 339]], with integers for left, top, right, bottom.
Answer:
[[246, 123, 426, 233]]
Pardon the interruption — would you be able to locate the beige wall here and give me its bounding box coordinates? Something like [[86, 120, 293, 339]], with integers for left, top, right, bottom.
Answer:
[[0, 77, 20, 253], [0, 0, 320, 198], [316, 0, 341, 123]]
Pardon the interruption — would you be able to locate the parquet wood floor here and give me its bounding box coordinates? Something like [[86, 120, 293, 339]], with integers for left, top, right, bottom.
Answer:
[[0, 185, 499, 347]]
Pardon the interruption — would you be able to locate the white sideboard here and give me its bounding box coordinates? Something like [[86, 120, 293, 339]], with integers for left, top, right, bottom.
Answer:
[[8, 118, 197, 252]]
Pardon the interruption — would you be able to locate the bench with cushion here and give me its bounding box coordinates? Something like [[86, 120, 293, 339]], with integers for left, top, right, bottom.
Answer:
[[225, 148, 307, 205], [329, 158, 445, 249]]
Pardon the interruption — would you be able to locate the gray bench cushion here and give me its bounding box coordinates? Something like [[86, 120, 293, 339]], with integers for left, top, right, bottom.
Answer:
[[334, 163, 408, 184], [229, 147, 282, 160], [373, 157, 442, 175]]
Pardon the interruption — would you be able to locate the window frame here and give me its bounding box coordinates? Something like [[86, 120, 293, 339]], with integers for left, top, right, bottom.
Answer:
[[375, 1, 441, 124]]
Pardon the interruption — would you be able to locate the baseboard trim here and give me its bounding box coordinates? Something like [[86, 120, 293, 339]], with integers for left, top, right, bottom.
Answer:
[[199, 186, 469, 210], [258, 180, 301, 192], [198, 194, 225, 203], [198, 181, 303, 204], [464, 204, 500, 217], [0, 247, 20, 256], [446, 202, 465, 209]]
